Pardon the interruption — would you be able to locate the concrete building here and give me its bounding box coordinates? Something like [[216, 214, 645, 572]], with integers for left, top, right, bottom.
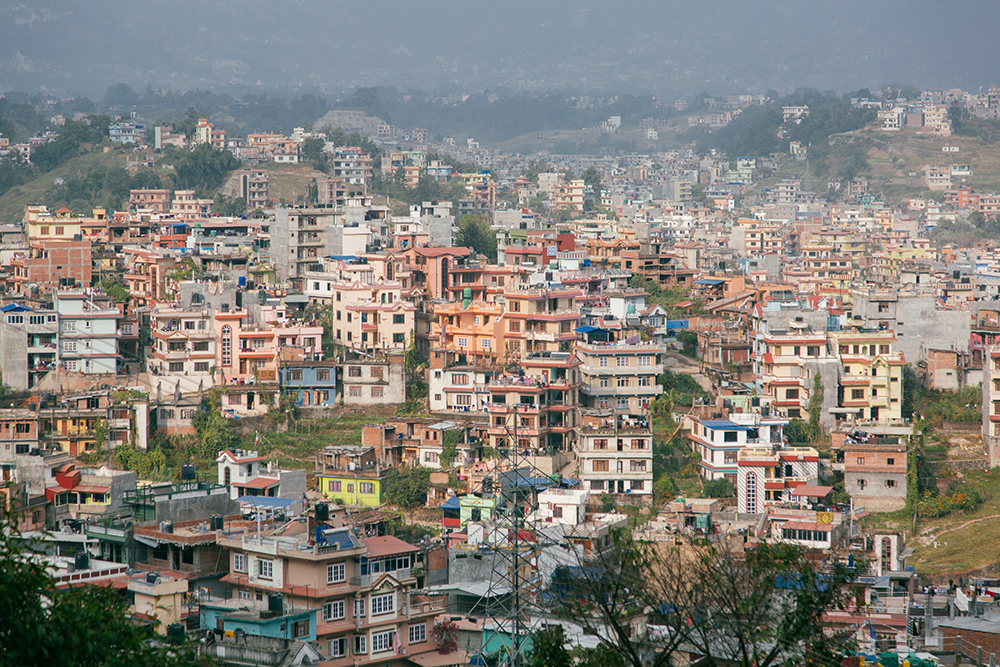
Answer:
[[983, 346, 1000, 467], [842, 441, 908, 512], [736, 446, 819, 515], [56, 290, 122, 376], [0, 303, 58, 390], [576, 408, 653, 499], [575, 339, 664, 414]]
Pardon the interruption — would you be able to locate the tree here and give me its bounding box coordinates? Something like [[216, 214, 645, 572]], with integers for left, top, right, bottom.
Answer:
[[784, 419, 812, 445], [529, 626, 572, 667], [301, 137, 328, 169], [101, 83, 139, 110], [551, 534, 859, 667], [808, 374, 825, 440], [163, 143, 241, 196], [702, 478, 734, 498], [383, 466, 432, 508], [454, 214, 497, 263], [0, 507, 194, 665]]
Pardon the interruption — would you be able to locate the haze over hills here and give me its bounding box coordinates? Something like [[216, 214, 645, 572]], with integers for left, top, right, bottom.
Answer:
[[4, 0, 1000, 99]]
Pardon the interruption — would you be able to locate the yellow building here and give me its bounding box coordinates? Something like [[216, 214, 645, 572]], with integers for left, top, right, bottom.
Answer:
[[830, 330, 905, 423], [316, 471, 385, 506]]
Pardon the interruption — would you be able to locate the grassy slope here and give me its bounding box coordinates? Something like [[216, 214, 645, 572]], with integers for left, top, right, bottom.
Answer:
[[0, 149, 128, 224]]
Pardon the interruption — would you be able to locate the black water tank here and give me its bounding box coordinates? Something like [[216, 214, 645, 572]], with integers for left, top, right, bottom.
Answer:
[[74, 551, 90, 571], [161, 521, 174, 534], [210, 514, 224, 531], [181, 464, 196, 480], [315, 503, 329, 522], [268, 593, 283, 613], [146, 571, 159, 585]]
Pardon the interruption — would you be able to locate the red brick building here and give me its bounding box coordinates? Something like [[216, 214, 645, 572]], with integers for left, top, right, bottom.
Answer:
[[11, 240, 93, 294]]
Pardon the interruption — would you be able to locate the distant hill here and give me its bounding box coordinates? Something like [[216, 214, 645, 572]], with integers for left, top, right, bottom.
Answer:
[[313, 109, 385, 138]]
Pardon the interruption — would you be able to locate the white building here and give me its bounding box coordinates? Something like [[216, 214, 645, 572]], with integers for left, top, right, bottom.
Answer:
[[56, 290, 122, 375]]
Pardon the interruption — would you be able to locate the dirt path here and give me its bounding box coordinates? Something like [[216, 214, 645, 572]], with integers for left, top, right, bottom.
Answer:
[[925, 513, 1000, 539]]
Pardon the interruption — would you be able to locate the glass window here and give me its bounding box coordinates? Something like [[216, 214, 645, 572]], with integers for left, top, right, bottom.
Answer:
[[327, 562, 346, 584], [371, 592, 394, 615], [323, 600, 345, 621]]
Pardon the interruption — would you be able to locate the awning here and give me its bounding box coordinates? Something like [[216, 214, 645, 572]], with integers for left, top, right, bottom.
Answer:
[[694, 278, 725, 286], [789, 485, 833, 498], [573, 326, 602, 333], [236, 477, 280, 490], [441, 497, 461, 510]]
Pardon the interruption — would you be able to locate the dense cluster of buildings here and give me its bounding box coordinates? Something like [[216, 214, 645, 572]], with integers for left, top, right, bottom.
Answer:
[[11, 83, 1000, 663]]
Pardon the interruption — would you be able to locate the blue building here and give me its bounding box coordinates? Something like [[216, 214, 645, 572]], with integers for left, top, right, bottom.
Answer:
[[200, 596, 317, 642], [109, 121, 146, 145], [280, 361, 339, 408]]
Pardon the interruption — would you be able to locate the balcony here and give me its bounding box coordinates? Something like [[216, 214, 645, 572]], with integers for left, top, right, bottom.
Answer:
[[350, 566, 411, 587]]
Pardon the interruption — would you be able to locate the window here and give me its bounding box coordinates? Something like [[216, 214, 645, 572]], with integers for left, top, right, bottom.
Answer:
[[594, 439, 608, 450], [62, 321, 75, 332], [194, 362, 210, 372], [257, 559, 273, 579], [228, 394, 243, 405], [886, 458, 895, 466], [354, 598, 366, 618], [598, 355, 608, 367], [323, 600, 346, 621], [509, 321, 520, 332], [328, 638, 346, 657], [293, 620, 310, 638], [631, 480, 645, 491], [630, 460, 647, 472], [851, 388, 864, 399], [359, 482, 375, 495], [616, 356, 628, 367], [348, 366, 362, 378], [617, 377, 629, 387], [858, 479, 867, 490], [349, 386, 362, 397], [481, 337, 492, 349], [371, 592, 395, 615], [593, 460, 609, 472], [371, 387, 384, 398], [724, 451, 738, 464], [807, 346, 820, 357], [886, 479, 896, 488], [169, 362, 184, 373], [328, 562, 346, 584], [393, 314, 405, 324], [234, 553, 247, 573], [456, 337, 469, 348], [393, 333, 405, 343], [63, 341, 77, 353], [553, 505, 564, 518], [452, 374, 468, 385], [599, 378, 609, 388], [317, 369, 330, 381], [409, 624, 427, 644], [328, 480, 342, 492], [786, 388, 799, 399], [638, 355, 652, 366], [288, 369, 303, 381], [353, 635, 367, 655], [222, 325, 232, 366], [723, 431, 738, 443], [879, 345, 890, 354], [370, 630, 396, 653], [239, 589, 251, 600]]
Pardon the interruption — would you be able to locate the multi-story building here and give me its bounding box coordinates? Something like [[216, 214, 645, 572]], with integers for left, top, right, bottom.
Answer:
[[56, 290, 122, 376], [576, 408, 653, 498], [129, 189, 172, 214], [575, 339, 664, 414], [148, 307, 217, 389], [271, 208, 345, 282], [486, 351, 580, 475], [332, 147, 373, 189], [237, 169, 270, 209], [842, 441, 908, 512], [502, 286, 582, 359], [983, 346, 1000, 467], [736, 446, 819, 514], [0, 303, 58, 390], [430, 300, 504, 365], [219, 528, 444, 664], [193, 118, 226, 149], [687, 414, 787, 484], [750, 319, 831, 420], [428, 349, 501, 414], [830, 330, 906, 424]]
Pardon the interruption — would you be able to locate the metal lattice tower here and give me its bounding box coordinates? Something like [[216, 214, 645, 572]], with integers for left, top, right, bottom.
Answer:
[[476, 402, 559, 667]]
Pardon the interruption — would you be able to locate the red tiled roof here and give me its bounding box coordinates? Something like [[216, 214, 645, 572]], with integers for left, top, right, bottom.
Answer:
[[788, 485, 833, 497], [365, 535, 419, 557], [237, 477, 280, 490]]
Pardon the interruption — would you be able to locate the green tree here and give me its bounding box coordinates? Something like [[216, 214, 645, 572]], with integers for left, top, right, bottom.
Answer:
[[301, 137, 328, 169], [454, 214, 497, 263], [808, 373, 825, 440], [702, 478, 734, 498], [383, 466, 432, 508], [0, 505, 196, 665], [529, 626, 572, 667], [96, 273, 130, 305], [163, 143, 241, 196], [784, 418, 812, 445]]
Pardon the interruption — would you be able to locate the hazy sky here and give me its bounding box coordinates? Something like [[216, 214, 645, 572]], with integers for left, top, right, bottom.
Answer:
[[3, 0, 1000, 98]]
